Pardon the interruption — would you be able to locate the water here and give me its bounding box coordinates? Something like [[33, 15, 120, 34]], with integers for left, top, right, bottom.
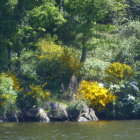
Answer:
[[0, 120, 140, 140]]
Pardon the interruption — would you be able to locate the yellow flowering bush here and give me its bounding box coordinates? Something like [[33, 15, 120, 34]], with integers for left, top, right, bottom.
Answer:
[[37, 39, 81, 74], [27, 83, 51, 101], [37, 39, 63, 60], [78, 80, 116, 110], [105, 62, 134, 80], [7, 71, 22, 91], [36, 39, 82, 89]]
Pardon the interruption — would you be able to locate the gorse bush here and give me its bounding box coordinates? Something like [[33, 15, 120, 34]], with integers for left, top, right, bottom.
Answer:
[[7, 71, 22, 91], [105, 62, 134, 83], [78, 80, 116, 110], [36, 39, 82, 89], [17, 82, 51, 109], [27, 83, 51, 101], [37, 39, 81, 74], [37, 39, 63, 60]]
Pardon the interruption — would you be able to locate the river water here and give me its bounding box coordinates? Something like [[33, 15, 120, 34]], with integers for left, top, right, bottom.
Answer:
[[0, 120, 140, 140]]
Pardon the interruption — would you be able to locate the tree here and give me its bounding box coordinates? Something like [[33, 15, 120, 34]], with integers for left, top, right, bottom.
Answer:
[[63, 0, 128, 62], [126, 0, 140, 19], [0, 0, 65, 72]]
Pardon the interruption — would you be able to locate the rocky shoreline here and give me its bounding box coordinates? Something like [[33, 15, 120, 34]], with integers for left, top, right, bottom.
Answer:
[[0, 102, 98, 123]]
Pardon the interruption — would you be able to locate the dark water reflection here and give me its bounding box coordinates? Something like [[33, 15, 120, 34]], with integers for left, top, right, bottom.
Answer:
[[0, 120, 140, 140]]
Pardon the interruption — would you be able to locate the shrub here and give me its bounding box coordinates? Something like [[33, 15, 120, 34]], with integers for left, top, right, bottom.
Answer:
[[105, 62, 134, 83], [78, 80, 116, 110], [0, 74, 17, 115], [36, 39, 81, 89], [37, 39, 63, 60], [17, 83, 51, 110], [59, 48, 82, 75], [27, 83, 51, 101], [80, 58, 110, 81], [7, 71, 22, 91], [114, 81, 140, 119]]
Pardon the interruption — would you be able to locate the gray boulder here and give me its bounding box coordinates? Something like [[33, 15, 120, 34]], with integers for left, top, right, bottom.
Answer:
[[19, 107, 49, 122], [48, 102, 68, 121], [67, 103, 98, 122], [38, 108, 50, 122], [78, 105, 98, 122]]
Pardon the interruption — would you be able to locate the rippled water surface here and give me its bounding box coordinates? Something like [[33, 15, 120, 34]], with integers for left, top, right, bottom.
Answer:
[[0, 120, 140, 140]]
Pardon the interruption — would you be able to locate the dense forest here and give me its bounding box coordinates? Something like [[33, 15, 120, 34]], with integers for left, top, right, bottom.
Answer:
[[0, 0, 140, 121]]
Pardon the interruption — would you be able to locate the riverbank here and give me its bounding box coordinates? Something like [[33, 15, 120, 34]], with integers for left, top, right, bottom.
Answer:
[[0, 101, 98, 123]]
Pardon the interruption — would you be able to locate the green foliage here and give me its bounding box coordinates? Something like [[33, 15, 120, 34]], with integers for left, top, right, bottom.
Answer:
[[113, 21, 140, 84], [0, 47, 9, 72], [110, 0, 129, 24], [107, 81, 140, 119], [80, 58, 110, 81], [0, 0, 65, 74], [65, 0, 111, 22], [126, 0, 140, 19], [27, 0, 66, 32], [0, 74, 17, 115], [120, 21, 140, 39], [97, 80, 140, 119], [19, 50, 39, 85]]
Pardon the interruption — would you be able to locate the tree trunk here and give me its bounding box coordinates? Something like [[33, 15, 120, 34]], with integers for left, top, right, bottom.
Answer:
[[60, 0, 64, 12], [15, 50, 21, 73], [7, 46, 12, 70], [80, 38, 87, 63], [80, 46, 87, 63]]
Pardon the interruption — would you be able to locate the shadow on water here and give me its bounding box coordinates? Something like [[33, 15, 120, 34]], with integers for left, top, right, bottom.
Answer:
[[0, 120, 140, 140]]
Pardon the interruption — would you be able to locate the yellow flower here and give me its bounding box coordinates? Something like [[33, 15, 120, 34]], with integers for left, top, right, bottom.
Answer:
[[78, 80, 116, 110]]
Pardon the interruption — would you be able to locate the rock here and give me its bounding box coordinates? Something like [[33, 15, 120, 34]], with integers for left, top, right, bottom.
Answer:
[[19, 108, 39, 122], [0, 113, 18, 122], [67, 103, 98, 122], [78, 105, 98, 122], [6, 112, 19, 122], [67, 104, 81, 121], [48, 102, 68, 121], [38, 108, 50, 122], [78, 116, 89, 122], [19, 108, 49, 122]]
